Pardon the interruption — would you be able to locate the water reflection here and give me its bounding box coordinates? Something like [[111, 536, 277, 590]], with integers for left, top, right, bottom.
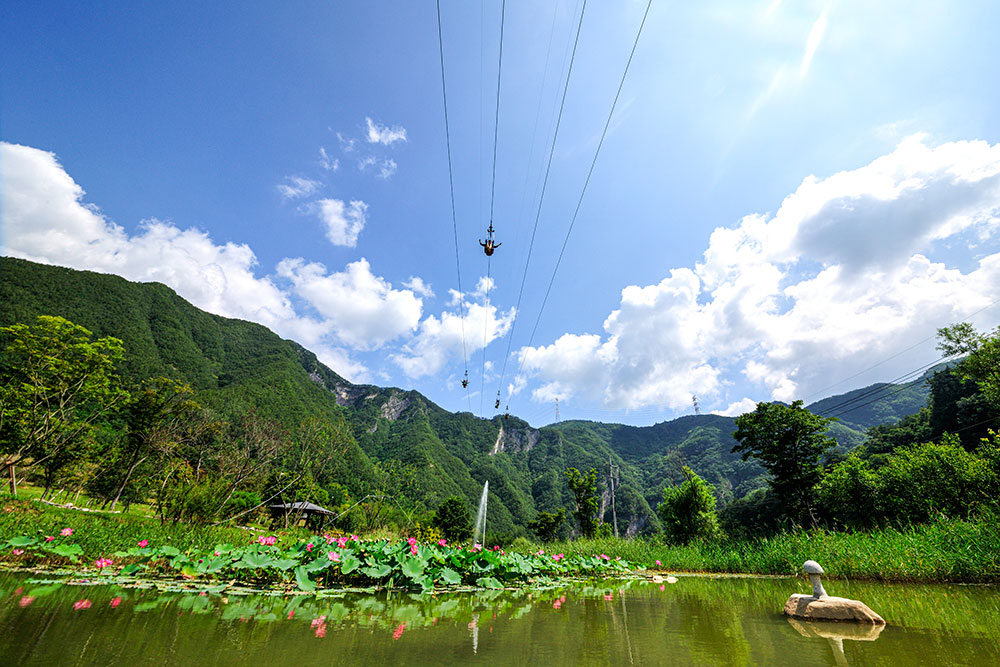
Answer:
[[787, 618, 884, 666], [0, 572, 997, 666]]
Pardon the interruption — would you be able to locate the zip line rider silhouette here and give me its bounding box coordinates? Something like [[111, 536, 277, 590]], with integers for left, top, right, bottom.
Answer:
[[480, 222, 501, 256]]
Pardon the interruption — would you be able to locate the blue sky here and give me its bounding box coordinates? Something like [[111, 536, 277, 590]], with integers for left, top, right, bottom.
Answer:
[[3, 0, 1000, 426]]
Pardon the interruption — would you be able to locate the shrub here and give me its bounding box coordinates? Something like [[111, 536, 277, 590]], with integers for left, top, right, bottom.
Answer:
[[432, 496, 472, 542]]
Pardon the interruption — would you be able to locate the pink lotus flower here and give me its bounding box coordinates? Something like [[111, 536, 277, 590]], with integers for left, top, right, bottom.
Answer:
[[95, 558, 113, 569], [324, 534, 334, 545], [600, 554, 610, 561], [410, 544, 418, 556], [311, 616, 326, 628], [328, 551, 340, 562], [138, 539, 149, 548], [392, 622, 407, 640], [350, 534, 359, 542], [660, 584, 666, 592], [287, 610, 295, 619], [553, 600, 562, 609], [438, 539, 447, 547], [18, 596, 34, 608], [336, 536, 348, 549], [407, 537, 417, 546], [73, 599, 92, 610], [306, 543, 314, 552], [12, 549, 23, 556], [44, 536, 55, 542], [257, 535, 277, 546], [314, 622, 326, 638], [60, 527, 73, 537], [603, 593, 613, 601], [213, 550, 221, 557], [110, 597, 122, 608], [655, 560, 661, 566]]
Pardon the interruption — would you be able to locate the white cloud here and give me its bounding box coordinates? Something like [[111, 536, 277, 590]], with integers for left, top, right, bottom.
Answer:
[[319, 147, 339, 172], [277, 175, 321, 200], [358, 156, 397, 180], [307, 198, 368, 247], [365, 117, 407, 145], [277, 257, 423, 350], [517, 135, 1000, 411], [403, 277, 434, 298], [0, 141, 382, 383], [392, 297, 515, 379], [713, 398, 759, 417], [336, 132, 356, 153]]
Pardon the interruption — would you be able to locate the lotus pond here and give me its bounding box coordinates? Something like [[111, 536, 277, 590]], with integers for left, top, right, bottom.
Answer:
[[1, 570, 998, 666]]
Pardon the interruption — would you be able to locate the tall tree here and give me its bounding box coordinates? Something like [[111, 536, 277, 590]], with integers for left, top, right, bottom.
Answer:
[[937, 323, 1000, 409], [0, 316, 127, 494], [565, 467, 601, 538], [657, 466, 722, 545], [732, 401, 836, 526]]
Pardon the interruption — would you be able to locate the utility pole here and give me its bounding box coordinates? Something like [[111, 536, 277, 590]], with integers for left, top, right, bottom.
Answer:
[[609, 456, 620, 539]]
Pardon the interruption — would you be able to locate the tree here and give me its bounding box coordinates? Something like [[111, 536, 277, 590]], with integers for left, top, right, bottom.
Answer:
[[527, 508, 566, 542], [732, 401, 836, 526], [565, 467, 601, 538], [938, 323, 1000, 408], [109, 377, 199, 511], [432, 495, 473, 542], [0, 316, 127, 495], [656, 466, 722, 545]]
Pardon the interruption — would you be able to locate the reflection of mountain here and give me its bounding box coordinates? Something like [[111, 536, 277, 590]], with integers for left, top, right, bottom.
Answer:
[[1, 257, 934, 536]]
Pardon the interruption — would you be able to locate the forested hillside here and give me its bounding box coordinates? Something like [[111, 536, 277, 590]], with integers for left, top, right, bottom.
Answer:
[[0, 257, 941, 538]]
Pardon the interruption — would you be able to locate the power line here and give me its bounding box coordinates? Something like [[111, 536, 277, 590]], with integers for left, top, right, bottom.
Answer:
[[501, 0, 654, 411], [487, 0, 506, 227], [435, 0, 471, 410]]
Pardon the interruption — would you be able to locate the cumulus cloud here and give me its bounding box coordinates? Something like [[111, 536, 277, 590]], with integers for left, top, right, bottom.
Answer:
[[517, 135, 1000, 411], [391, 294, 515, 379], [0, 141, 438, 384], [713, 398, 759, 417], [276, 257, 423, 350], [306, 198, 368, 247], [277, 175, 321, 200], [403, 277, 434, 298], [365, 117, 407, 145]]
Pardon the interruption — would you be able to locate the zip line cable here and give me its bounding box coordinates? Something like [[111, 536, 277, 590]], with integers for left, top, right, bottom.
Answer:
[[490, 0, 589, 406], [820, 354, 957, 421], [435, 0, 471, 410], [479, 0, 506, 415], [500, 0, 653, 411]]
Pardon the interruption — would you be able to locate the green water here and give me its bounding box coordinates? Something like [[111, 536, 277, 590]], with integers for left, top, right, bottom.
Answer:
[[0, 572, 997, 666]]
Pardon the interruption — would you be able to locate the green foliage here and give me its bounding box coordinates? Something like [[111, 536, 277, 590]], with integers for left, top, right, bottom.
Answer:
[[938, 323, 1000, 408], [732, 401, 837, 525], [565, 468, 600, 538], [0, 315, 127, 492], [657, 467, 722, 545], [719, 487, 785, 539], [527, 508, 566, 542], [432, 496, 473, 542], [816, 454, 880, 530]]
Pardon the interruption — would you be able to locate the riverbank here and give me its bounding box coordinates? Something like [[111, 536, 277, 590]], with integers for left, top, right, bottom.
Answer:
[[538, 515, 1000, 583], [3, 495, 998, 585]]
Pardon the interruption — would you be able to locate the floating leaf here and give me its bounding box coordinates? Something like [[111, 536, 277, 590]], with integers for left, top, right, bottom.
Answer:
[[361, 563, 391, 579], [294, 566, 316, 592]]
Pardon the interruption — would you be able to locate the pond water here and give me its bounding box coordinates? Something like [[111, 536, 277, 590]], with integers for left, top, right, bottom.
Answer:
[[1, 572, 997, 666]]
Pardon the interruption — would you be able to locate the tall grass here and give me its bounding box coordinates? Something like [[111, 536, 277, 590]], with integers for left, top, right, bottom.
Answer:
[[0, 496, 310, 557], [538, 517, 1000, 583]]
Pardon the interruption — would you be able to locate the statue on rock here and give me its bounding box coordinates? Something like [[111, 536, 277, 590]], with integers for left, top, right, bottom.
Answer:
[[784, 560, 885, 625]]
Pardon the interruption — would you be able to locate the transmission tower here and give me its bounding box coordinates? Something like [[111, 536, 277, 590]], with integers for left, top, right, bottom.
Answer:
[[555, 398, 560, 423], [692, 395, 701, 415]]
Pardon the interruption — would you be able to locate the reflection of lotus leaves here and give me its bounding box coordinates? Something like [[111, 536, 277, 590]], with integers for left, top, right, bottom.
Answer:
[[787, 617, 885, 642]]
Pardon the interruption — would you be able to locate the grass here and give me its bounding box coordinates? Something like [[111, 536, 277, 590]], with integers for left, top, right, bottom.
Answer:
[[0, 494, 311, 559], [535, 516, 1000, 583]]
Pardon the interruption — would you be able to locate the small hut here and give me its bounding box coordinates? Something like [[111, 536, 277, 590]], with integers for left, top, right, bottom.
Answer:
[[268, 501, 336, 530]]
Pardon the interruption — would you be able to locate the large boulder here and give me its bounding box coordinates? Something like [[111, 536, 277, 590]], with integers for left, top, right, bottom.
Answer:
[[784, 593, 885, 624]]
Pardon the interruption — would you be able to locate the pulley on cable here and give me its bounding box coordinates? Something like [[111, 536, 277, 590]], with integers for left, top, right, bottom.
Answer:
[[479, 222, 501, 256], [461, 369, 469, 389], [495, 390, 501, 410]]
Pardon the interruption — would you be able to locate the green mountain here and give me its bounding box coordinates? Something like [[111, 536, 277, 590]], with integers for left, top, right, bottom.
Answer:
[[0, 257, 935, 537]]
